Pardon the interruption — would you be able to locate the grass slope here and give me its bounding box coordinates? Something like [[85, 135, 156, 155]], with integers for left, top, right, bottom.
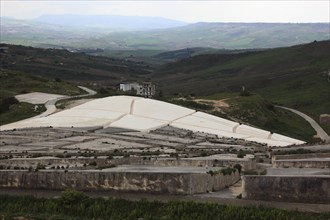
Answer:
[[167, 94, 317, 142], [155, 40, 330, 123], [1, 44, 153, 85], [0, 69, 84, 125]]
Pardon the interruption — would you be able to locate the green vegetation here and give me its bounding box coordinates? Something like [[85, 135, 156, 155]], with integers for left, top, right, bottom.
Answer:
[[219, 94, 318, 142], [0, 70, 84, 98], [1, 41, 328, 142], [0, 102, 46, 125], [1, 190, 329, 220], [207, 167, 237, 176], [155, 40, 330, 125], [242, 170, 268, 176], [0, 69, 82, 125], [170, 99, 213, 111], [273, 148, 313, 155], [1, 44, 153, 84]]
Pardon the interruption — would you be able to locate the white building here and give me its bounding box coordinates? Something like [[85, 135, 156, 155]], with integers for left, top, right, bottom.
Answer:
[[119, 83, 139, 92], [120, 82, 156, 97]]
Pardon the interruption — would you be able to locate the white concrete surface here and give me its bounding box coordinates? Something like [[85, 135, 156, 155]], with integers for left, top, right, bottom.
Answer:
[[108, 114, 168, 132], [54, 109, 125, 120], [271, 133, 305, 145], [235, 125, 271, 139], [193, 112, 239, 129], [0, 95, 306, 147], [77, 95, 139, 113], [133, 98, 195, 121], [172, 115, 234, 132], [15, 92, 67, 104], [171, 122, 250, 139]]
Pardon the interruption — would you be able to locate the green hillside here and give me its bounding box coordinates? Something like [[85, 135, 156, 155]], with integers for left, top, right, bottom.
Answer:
[[0, 44, 153, 85], [0, 69, 86, 125], [155, 40, 330, 123], [98, 23, 329, 50]]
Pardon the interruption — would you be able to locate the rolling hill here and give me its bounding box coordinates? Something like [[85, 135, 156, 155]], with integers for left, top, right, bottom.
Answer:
[[1, 17, 329, 51], [1, 41, 328, 141], [34, 14, 187, 30], [154, 40, 330, 122], [0, 43, 153, 85], [100, 22, 329, 50]]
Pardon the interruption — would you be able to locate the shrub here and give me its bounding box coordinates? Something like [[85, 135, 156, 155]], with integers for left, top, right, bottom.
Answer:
[[237, 151, 246, 158], [234, 164, 242, 173], [89, 161, 97, 166], [60, 189, 88, 206]]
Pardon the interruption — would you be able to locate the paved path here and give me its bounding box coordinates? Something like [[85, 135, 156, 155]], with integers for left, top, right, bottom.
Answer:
[[277, 106, 330, 143], [32, 86, 97, 118]]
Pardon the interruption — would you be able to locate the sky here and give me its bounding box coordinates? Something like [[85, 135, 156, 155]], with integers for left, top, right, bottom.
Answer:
[[1, 0, 329, 23]]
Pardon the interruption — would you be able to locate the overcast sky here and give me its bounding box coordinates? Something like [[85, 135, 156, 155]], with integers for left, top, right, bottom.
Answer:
[[1, 0, 329, 23]]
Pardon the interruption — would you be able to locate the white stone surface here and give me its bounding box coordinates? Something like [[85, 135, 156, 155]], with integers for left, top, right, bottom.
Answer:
[[77, 95, 140, 113], [193, 112, 239, 129], [235, 125, 271, 139], [15, 92, 67, 104], [271, 133, 305, 145], [0, 95, 305, 147], [108, 115, 168, 132], [171, 122, 250, 139], [54, 109, 125, 120], [133, 98, 195, 121], [172, 115, 234, 132]]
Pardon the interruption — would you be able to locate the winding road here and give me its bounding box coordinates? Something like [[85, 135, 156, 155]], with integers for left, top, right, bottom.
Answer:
[[33, 86, 97, 118], [276, 106, 330, 143]]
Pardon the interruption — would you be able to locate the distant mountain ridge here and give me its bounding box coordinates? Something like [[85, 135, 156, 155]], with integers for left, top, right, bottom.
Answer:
[[1, 16, 329, 50], [33, 14, 188, 30]]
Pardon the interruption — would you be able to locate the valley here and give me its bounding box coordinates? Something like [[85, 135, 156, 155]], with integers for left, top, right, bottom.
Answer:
[[0, 12, 329, 219]]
